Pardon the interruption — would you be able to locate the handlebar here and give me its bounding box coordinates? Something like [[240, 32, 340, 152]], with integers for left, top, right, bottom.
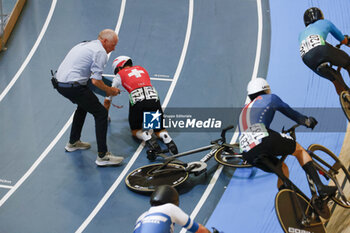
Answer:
[[281, 124, 302, 140], [210, 125, 234, 144], [220, 125, 234, 143]]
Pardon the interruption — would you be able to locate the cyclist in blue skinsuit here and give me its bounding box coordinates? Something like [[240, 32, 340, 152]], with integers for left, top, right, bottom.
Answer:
[[238, 78, 337, 196], [133, 185, 215, 233], [299, 7, 350, 95]]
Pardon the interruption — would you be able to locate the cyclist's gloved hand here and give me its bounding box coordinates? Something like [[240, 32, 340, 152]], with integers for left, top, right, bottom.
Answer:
[[305, 117, 318, 129], [342, 35, 350, 46]]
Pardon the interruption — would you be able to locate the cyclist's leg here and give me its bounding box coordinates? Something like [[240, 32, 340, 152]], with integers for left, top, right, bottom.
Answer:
[[260, 129, 297, 189], [142, 99, 178, 154], [316, 63, 348, 94], [242, 129, 293, 189], [129, 101, 161, 152], [326, 43, 350, 74], [292, 142, 337, 196], [278, 162, 289, 190], [303, 45, 349, 94], [325, 43, 350, 92], [155, 129, 178, 154], [132, 129, 151, 140], [291, 142, 312, 165]]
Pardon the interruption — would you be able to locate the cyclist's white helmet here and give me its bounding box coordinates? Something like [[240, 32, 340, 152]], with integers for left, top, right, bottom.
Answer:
[[247, 77, 270, 95], [112, 55, 132, 74]]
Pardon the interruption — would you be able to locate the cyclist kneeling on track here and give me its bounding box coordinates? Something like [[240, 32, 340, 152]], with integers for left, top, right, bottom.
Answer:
[[133, 185, 215, 233], [238, 78, 337, 197], [105, 56, 178, 155], [299, 7, 350, 95]]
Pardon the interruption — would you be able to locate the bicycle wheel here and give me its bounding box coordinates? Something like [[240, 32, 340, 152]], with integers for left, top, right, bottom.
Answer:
[[125, 163, 188, 194], [275, 189, 326, 233], [340, 90, 350, 121], [214, 144, 252, 168], [308, 144, 350, 208]]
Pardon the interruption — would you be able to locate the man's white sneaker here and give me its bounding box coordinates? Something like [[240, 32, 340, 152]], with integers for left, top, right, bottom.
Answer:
[[65, 140, 91, 152], [95, 152, 124, 166]]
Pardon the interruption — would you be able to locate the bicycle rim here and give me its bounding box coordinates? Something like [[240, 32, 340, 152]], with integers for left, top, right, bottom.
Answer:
[[275, 189, 326, 233], [125, 163, 188, 194], [340, 90, 350, 121], [214, 145, 252, 168], [308, 144, 350, 208]]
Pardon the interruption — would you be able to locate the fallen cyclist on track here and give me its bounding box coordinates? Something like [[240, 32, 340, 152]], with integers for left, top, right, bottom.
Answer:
[[238, 77, 337, 197], [133, 185, 217, 233], [299, 7, 350, 95], [104, 56, 178, 155]]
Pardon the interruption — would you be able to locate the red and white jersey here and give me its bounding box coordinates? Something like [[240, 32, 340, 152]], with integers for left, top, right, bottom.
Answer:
[[116, 66, 152, 93]]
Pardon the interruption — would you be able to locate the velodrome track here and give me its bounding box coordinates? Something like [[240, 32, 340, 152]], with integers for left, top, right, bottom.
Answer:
[[0, 0, 349, 233]]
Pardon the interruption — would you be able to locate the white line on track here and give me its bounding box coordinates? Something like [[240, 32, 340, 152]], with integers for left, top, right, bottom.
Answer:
[[179, 0, 263, 231], [0, 0, 57, 103], [76, 1, 194, 232], [0, 185, 13, 189], [149, 77, 173, 82]]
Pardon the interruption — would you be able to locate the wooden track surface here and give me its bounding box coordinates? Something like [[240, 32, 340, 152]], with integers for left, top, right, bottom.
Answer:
[[327, 123, 350, 233]]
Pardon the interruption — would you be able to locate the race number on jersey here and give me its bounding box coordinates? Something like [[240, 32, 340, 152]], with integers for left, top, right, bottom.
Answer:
[[300, 35, 325, 57], [239, 123, 269, 153]]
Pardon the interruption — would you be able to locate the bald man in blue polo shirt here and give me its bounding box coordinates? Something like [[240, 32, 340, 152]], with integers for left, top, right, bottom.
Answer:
[[55, 29, 123, 166]]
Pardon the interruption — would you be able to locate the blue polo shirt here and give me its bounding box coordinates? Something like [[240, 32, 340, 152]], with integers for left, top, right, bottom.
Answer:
[[56, 40, 107, 84]]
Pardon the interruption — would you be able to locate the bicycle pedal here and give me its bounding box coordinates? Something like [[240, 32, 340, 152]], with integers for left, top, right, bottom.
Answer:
[[312, 197, 331, 219], [187, 161, 207, 173]]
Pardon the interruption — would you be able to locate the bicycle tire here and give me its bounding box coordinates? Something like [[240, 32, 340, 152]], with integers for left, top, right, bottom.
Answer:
[[125, 163, 188, 194], [340, 90, 350, 121], [214, 144, 252, 168], [275, 189, 326, 233], [308, 144, 350, 208]]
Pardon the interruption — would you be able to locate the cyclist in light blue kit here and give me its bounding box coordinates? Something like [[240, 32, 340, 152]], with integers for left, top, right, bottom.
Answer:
[[133, 185, 215, 233], [238, 78, 337, 197], [299, 7, 350, 95]]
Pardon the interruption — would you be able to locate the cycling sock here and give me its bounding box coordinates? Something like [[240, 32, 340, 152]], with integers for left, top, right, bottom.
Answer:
[[302, 161, 325, 190], [158, 131, 172, 144], [136, 130, 152, 142]]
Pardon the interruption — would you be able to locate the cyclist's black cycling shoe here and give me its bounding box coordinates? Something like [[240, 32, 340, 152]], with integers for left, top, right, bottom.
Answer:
[[146, 149, 157, 161], [166, 140, 178, 155], [318, 185, 337, 197], [312, 197, 331, 219], [145, 138, 161, 153]]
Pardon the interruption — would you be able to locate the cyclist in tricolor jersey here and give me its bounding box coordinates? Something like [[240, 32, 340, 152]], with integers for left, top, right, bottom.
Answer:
[[133, 185, 213, 233], [238, 78, 337, 196], [299, 7, 350, 95]]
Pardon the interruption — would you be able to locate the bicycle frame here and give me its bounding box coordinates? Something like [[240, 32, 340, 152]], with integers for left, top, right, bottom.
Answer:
[[154, 126, 235, 171]]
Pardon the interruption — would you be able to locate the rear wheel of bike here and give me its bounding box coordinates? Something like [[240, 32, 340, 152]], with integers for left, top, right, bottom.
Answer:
[[308, 144, 350, 208], [125, 163, 188, 194], [340, 90, 350, 121], [275, 189, 326, 233], [214, 144, 252, 168]]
